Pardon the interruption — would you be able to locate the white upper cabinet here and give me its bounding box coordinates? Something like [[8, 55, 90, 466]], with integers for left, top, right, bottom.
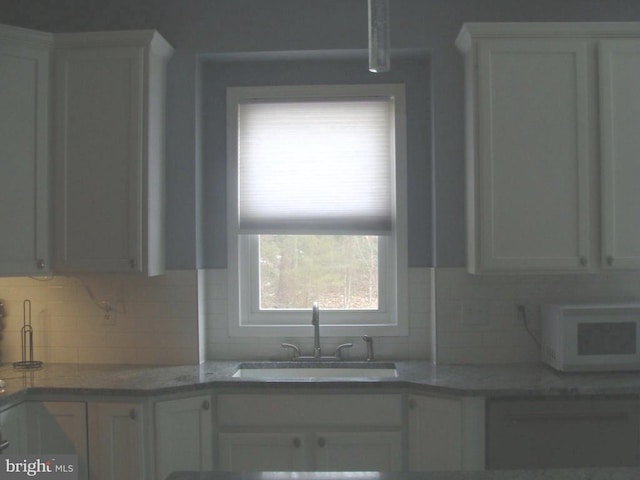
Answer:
[[0, 25, 52, 275], [54, 30, 173, 275], [599, 39, 640, 270], [457, 23, 640, 274]]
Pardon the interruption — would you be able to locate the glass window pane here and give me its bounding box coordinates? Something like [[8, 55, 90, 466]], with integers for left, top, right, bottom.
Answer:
[[259, 235, 379, 310]]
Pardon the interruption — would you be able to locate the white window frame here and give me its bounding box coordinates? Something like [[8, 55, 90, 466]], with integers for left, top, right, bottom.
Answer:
[[227, 84, 408, 337]]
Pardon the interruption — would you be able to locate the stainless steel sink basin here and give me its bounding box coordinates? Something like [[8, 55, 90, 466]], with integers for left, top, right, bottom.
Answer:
[[232, 362, 397, 379]]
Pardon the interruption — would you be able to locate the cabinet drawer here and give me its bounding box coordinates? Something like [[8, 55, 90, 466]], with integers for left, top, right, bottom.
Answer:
[[218, 394, 402, 427]]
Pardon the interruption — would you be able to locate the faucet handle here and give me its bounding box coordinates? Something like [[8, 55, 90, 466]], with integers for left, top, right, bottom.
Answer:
[[334, 343, 354, 360], [281, 343, 301, 360], [363, 335, 374, 361]]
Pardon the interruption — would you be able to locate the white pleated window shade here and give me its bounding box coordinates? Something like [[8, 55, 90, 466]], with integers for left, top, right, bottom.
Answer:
[[237, 98, 395, 235]]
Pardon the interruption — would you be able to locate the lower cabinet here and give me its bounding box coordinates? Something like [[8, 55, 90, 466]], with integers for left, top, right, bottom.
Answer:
[[87, 402, 147, 480], [154, 394, 214, 480], [217, 393, 404, 472], [218, 431, 402, 472], [10, 390, 486, 478], [24, 400, 147, 480], [0, 402, 27, 453], [407, 394, 485, 471], [26, 401, 89, 479], [218, 432, 306, 471], [313, 431, 403, 471]]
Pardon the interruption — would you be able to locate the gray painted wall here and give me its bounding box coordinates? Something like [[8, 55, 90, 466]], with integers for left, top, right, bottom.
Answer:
[[2, 0, 640, 269]]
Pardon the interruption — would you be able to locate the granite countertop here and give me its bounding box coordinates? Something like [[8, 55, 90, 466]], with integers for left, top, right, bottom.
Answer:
[[165, 468, 640, 480], [1, 361, 640, 407]]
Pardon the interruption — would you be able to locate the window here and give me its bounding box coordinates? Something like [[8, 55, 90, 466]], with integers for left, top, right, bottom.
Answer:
[[227, 84, 407, 337]]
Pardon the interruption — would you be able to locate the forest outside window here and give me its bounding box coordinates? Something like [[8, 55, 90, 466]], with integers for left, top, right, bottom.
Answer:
[[227, 84, 408, 336]]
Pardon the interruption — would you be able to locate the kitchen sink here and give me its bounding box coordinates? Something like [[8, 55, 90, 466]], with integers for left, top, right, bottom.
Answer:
[[232, 362, 397, 379]]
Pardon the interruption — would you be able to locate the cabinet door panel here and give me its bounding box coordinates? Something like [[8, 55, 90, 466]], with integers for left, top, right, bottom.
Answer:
[[314, 431, 402, 472], [54, 47, 143, 273], [218, 432, 305, 471], [0, 403, 27, 454], [155, 395, 213, 479], [474, 39, 591, 271], [408, 395, 462, 471], [26, 402, 88, 479], [88, 402, 146, 480], [600, 40, 640, 269], [0, 31, 50, 274]]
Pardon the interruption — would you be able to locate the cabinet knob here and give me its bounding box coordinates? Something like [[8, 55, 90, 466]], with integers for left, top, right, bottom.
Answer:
[[129, 408, 137, 420], [129, 259, 137, 269], [317, 437, 326, 448], [37, 259, 46, 270], [293, 437, 301, 448], [606, 255, 614, 267], [202, 400, 210, 411], [579, 256, 588, 267]]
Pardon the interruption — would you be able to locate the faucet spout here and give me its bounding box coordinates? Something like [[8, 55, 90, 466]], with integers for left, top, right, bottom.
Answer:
[[312, 302, 321, 358]]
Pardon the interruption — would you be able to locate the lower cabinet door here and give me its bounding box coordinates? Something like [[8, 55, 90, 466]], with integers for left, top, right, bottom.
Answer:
[[218, 432, 306, 471], [314, 431, 402, 471], [0, 403, 27, 454], [155, 395, 213, 479], [408, 395, 463, 471], [88, 402, 146, 480], [26, 402, 89, 480]]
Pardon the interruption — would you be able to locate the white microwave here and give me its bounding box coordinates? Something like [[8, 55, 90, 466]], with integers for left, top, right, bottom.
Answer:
[[541, 302, 640, 372]]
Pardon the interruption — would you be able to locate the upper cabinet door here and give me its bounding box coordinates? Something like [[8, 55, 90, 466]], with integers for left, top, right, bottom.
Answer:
[[55, 46, 143, 273], [599, 40, 640, 270], [54, 31, 172, 275], [464, 36, 593, 273], [0, 26, 52, 275]]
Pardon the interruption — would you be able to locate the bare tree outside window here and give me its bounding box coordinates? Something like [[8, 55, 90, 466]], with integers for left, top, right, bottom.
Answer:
[[259, 235, 379, 310]]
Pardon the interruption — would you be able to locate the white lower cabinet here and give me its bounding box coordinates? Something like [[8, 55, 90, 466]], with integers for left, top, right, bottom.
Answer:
[[218, 432, 306, 471], [26, 401, 89, 480], [0, 402, 27, 454], [408, 394, 485, 471], [87, 402, 147, 480], [154, 394, 214, 480], [313, 431, 402, 471], [24, 400, 147, 480], [15, 390, 485, 478], [217, 393, 404, 472]]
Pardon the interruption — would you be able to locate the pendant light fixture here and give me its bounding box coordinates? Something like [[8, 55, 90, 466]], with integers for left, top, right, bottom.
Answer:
[[368, 0, 390, 72]]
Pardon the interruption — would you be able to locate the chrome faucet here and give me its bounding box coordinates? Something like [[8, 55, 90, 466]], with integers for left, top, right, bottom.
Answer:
[[280, 302, 354, 360], [312, 302, 321, 358]]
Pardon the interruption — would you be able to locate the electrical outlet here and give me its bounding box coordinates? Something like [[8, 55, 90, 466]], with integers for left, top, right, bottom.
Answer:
[[463, 300, 488, 326], [100, 303, 117, 326], [515, 303, 540, 327]]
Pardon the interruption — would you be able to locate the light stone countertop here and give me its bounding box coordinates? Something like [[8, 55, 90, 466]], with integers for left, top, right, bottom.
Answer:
[[165, 469, 640, 480], [0, 361, 639, 407]]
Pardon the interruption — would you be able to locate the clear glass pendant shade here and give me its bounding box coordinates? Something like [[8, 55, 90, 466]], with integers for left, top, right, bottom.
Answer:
[[368, 0, 390, 73]]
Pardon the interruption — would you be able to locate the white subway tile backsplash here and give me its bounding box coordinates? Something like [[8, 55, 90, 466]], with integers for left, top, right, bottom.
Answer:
[[434, 268, 640, 365], [200, 267, 434, 361], [2, 264, 638, 366], [0, 266, 496, 365], [0, 271, 199, 365]]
